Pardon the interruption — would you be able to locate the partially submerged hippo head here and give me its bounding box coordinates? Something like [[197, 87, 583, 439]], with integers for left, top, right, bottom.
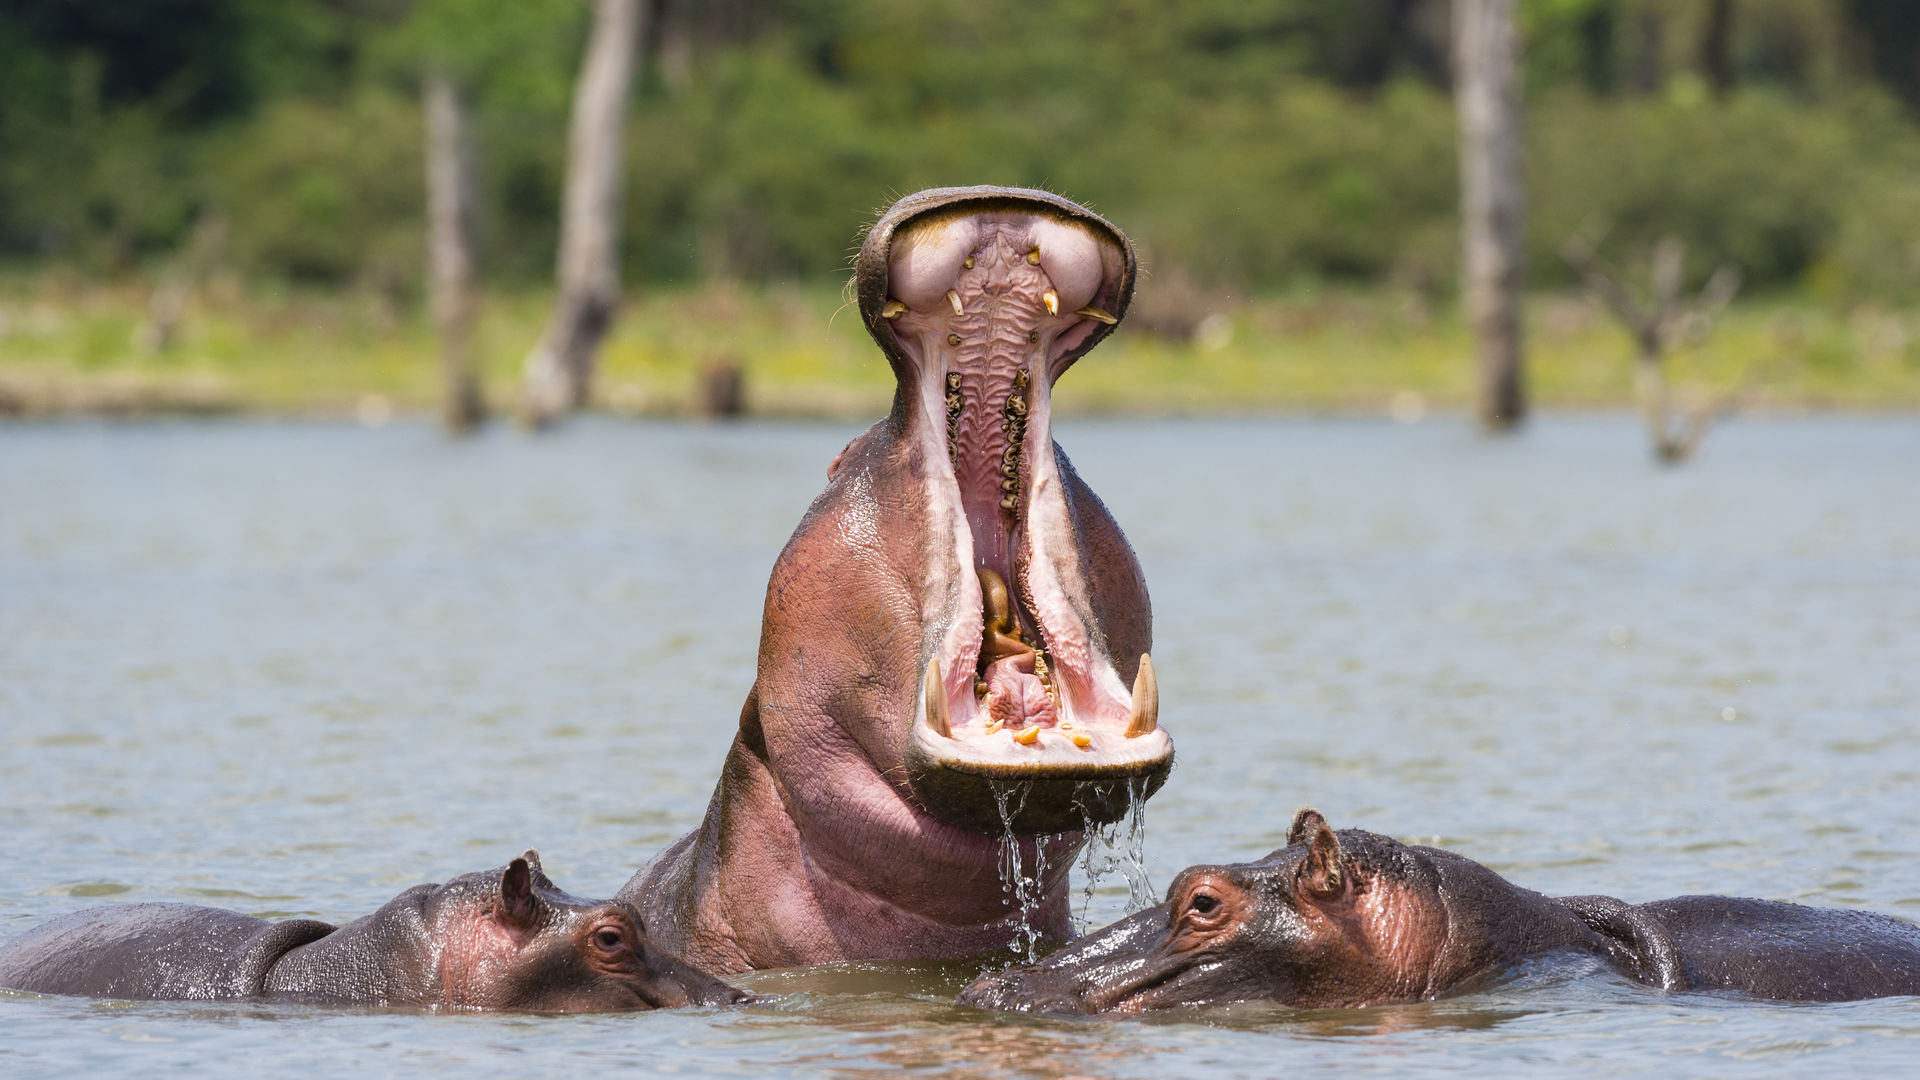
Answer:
[[852, 186, 1172, 833], [269, 852, 747, 1011], [0, 852, 746, 1011], [960, 810, 1683, 1013]]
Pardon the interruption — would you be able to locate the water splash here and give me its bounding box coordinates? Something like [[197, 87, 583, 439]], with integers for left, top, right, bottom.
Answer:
[[1073, 776, 1155, 935], [990, 780, 1056, 963], [991, 778, 1155, 956]]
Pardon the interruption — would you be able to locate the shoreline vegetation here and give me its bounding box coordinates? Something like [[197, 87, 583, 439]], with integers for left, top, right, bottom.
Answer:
[[3, 279, 1919, 420]]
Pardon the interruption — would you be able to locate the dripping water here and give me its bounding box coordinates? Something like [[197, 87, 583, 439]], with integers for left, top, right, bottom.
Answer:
[[1073, 776, 1155, 935], [991, 778, 1156, 957], [990, 780, 1056, 963]]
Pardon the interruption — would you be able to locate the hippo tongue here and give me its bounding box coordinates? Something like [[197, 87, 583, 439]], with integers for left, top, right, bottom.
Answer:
[[983, 653, 1058, 730]]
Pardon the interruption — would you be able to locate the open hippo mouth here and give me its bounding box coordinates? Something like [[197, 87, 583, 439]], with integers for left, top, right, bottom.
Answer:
[[854, 187, 1174, 835]]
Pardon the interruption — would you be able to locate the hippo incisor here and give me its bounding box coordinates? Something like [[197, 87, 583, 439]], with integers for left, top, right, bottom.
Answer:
[[963, 809, 1920, 1012], [0, 853, 744, 1011], [621, 187, 1173, 973]]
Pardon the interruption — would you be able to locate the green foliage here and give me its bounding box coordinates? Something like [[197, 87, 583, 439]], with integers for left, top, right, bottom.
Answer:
[[1529, 89, 1920, 299], [212, 91, 424, 284], [5, 0, 1920, 305]]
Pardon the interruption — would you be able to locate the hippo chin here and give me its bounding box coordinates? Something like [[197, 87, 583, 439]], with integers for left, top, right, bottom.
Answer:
[[0, 853, 744, 1011], [622, 187, 1172, 973], [962, 809, 1920, 1012]]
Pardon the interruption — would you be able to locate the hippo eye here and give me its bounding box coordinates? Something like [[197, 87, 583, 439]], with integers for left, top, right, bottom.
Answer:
[[1190, 893, 1219, 916], [593, 926, 627, 952]]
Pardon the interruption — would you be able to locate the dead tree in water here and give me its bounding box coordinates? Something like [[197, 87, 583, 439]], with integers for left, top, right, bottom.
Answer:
[[424, 65, 487, 434], [1561, 230, 1744, 465], [1454, 0, 1527, 432], [520, 0, 647, 425]]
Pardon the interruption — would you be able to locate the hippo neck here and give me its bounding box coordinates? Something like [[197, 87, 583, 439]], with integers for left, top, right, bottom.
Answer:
[[263, 887, 437, 1004], [1424, 848, 1602, 993], [630, 687, 1078, 974]]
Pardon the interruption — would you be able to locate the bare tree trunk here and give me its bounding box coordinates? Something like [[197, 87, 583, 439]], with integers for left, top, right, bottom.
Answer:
[[425, 65, 486, 434], [521, 0, 646, 425], [1454, 0, 1527, 432]]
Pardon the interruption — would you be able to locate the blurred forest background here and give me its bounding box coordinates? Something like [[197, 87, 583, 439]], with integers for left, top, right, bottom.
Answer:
[[4, 0, 1920, 420]]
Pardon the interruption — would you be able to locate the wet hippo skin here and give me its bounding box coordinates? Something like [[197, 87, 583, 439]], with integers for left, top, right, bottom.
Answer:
[[621, 188, 1173, 974], [0, 853, 743, 1011], [963, 809, 1920, 1012]]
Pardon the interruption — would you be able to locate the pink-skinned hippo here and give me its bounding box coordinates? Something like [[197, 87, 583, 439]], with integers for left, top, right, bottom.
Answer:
[[0, 853, 744, 1011], [961, 809, 1920, 1013], [621, 187, 1174, 974]]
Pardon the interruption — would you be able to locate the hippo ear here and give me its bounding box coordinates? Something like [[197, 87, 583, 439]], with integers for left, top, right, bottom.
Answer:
[[520, 849, 556, 890], [496, 857, 545, 935], [1298, 823, 1347, 902], [1287, 808, 1330, 847]]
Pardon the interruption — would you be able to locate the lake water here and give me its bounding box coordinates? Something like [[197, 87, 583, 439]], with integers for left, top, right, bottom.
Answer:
[[2, 415, 1917, 1076]]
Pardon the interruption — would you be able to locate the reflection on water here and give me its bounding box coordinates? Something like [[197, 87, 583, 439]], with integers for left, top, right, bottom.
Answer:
[[3, 416, 1920, 1076]]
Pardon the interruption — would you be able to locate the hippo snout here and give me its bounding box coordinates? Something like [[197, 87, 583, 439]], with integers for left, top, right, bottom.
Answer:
[[959, 967, 1092, 1015]]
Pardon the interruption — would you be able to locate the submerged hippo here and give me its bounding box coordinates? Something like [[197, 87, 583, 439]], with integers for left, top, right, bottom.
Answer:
[[963, 809, 1920, 1012], [623, 187, 1174, 973], [0, 853, 743, 1011]]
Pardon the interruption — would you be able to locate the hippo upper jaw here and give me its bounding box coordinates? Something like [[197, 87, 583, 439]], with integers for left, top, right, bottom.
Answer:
[[854, 187, 1173, 835]]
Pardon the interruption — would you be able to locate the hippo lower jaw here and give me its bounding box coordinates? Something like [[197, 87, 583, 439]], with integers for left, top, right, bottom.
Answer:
[[861, 190, 1174, 835]]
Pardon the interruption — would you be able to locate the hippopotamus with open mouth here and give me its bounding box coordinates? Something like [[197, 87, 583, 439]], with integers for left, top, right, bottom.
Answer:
[[622, 187, 1173, 973], [0, 853, 743, 1011], [962, 809, 1920, 1012]]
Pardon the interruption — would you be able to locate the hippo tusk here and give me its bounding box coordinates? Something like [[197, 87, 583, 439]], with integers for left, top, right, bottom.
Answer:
[[1075, 305, 1118, 325], [1042, 288, 1060, 316], [882, 299, 909, 320], [924, 659, 952, 739], [947, 289, 965, 316], [1125, 654, 1157, 738]]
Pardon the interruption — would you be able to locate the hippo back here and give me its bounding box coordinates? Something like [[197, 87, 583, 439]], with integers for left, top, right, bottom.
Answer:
[[0, 903, 335, 1001], [1647, 896, 1920, 1002]]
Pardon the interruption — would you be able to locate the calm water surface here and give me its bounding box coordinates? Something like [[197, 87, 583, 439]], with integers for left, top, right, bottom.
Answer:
[[2, 416, 1917, 1076]]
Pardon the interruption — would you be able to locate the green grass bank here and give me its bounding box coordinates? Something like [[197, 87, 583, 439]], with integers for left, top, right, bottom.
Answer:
[[4, 279, 1919, 419]]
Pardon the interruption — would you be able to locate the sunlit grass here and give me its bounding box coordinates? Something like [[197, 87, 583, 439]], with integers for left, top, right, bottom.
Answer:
[[3, 276, 1918, 417]]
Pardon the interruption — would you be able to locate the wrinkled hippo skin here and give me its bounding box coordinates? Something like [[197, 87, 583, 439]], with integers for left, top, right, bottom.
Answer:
[[963, 809, 1920, 1012], [0, 853, 743, 1011], [621, 187, 1173, 974]]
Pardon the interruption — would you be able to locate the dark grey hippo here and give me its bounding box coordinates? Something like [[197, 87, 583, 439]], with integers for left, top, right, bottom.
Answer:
[[962, 809, 1920, 1012], [0, 853, 743, 1011]]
